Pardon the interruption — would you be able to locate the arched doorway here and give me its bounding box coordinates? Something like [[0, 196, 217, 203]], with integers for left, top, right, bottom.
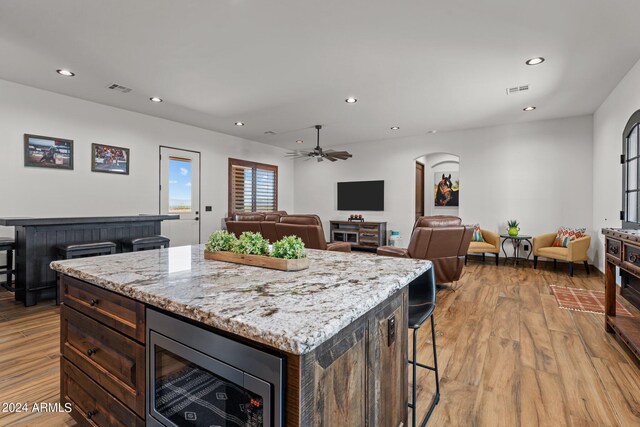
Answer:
[[414, 152, 460, 220]]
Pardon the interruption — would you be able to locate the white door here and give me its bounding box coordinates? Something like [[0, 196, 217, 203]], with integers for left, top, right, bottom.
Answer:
[[160, 147, 201, 246]]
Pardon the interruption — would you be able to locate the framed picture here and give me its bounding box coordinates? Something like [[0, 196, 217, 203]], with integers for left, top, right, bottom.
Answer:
[[91, 143, 130, 175], [434, 172, 459, 207], [24, 134, 74, 170]]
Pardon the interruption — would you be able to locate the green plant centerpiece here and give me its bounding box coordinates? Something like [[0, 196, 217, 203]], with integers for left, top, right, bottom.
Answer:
[[271, 235, 307, 259], [507, 220, 520, 237], [231, 231, 270, 256], [204, 230, 309, 271], [205, 230, 237, 252]]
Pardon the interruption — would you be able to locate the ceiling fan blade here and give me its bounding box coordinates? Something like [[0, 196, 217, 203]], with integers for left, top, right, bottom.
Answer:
[[285, 151, 312, 158], [327, 151, 351, 157], [325, 156, 339, 162]]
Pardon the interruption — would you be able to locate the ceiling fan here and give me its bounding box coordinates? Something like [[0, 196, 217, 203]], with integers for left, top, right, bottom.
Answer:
[[285, 125, 352, 162]]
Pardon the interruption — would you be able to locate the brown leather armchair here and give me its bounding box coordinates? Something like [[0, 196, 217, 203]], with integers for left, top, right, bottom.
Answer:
[[275, 215, 351, 252], [377, 215, 473, 284]]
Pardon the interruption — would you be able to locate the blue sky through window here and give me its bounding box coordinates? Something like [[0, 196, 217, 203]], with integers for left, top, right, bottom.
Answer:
[[168, 158, 192, 212]]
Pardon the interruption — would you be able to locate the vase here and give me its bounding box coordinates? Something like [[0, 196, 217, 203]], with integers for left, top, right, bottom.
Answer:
[[508, 227, 520, 237]]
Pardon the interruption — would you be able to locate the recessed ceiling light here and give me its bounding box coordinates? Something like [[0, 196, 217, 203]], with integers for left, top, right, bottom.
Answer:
[[525, 57, 545, 66], [428, 130, 438, 134], [523, 106, 536, 111], [235, 122, 245, 126], [56, 69, 75, 77], [345, 97, 357, 104], [390, 126, 400, 130], [149, 97, 163, 102], [296, 140, 304, 144]]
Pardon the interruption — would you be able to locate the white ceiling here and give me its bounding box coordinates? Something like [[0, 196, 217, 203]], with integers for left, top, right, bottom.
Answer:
[[1, 0, 640, 149]]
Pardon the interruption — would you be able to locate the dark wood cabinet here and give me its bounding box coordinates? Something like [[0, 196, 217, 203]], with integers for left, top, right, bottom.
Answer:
[[61, 305, 145, 417], [602, 228, 640, 362], [62, 275, 145, 342], [61, 359, 144, 427], [60, 276, 146, 426], [295, 289, 407, 426]]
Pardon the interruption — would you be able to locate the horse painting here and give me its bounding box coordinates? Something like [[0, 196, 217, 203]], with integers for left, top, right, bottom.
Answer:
[[434, 173, 459, 207]]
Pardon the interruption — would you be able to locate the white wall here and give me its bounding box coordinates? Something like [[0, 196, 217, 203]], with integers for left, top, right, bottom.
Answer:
[[294, 115, 594, 258], [593, 58, 640, 271], [0, 79, 294, 242]]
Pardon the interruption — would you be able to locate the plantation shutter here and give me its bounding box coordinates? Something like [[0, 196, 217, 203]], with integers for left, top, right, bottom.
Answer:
[[255, 167, 277, 211], [229, 158, 278, 214]]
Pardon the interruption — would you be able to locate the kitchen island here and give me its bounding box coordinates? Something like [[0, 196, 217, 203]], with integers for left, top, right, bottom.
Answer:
[[51, 245, 432, 427]]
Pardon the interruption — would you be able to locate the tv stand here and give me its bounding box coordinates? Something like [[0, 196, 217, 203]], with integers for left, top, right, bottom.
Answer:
[[330, 221, 387, 251]]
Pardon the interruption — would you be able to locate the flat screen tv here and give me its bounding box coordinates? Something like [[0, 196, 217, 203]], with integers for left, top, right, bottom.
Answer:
[[337, 180, 384, 211]]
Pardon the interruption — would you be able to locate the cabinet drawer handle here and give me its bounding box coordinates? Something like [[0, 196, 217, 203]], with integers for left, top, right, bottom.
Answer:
[[86, 348, 98, 356], [87, 410, 97, 419], [89, 299, 99, 307]]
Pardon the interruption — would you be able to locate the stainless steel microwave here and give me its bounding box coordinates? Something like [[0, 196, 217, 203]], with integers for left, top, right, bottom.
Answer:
[[146, 309, 285, 427]]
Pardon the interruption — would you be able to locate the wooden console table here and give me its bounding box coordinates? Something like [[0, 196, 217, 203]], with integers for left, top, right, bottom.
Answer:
[[602, 228, 640, 361], [330, 221, 387, 251]]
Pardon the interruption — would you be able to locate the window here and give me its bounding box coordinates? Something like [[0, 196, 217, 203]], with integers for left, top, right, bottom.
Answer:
[[228, 158, 278, 214], [623, 110, 640, 227], [168, 157, 194, 213]]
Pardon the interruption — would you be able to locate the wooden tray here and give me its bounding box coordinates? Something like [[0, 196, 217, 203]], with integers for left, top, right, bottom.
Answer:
[[204, 251, 309, 271]]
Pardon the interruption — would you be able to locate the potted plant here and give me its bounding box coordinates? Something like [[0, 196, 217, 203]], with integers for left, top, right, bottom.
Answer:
[[507, 220, 520, 237]]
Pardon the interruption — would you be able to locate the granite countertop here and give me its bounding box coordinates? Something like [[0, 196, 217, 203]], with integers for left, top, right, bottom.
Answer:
[[50, 245, 431, 354]]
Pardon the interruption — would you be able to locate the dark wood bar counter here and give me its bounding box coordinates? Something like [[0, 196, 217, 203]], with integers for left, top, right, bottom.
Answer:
[[602, 228, 640, 361], [0, 215, 178, 306]]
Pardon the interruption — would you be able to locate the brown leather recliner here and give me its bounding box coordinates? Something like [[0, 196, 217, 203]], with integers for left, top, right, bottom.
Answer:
[[377, 215, 473, 284], [226, 211, 287, 242], [275, 215, 351, 252]]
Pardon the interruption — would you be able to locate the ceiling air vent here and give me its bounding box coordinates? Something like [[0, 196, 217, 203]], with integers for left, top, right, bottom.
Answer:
[[506, 84, 529, 95], [264, 131, 277, 135], [106, 83, 133, 93]]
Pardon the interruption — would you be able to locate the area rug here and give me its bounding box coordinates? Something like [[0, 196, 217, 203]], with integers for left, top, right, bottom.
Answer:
[[550, 286, 633, 317]]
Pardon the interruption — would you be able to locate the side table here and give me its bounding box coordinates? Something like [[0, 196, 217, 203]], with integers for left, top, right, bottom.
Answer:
[[500, 234, 533, 266]]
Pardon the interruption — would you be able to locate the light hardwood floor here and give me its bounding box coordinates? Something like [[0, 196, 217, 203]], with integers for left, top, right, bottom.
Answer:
[[1, 261, 639, 426]]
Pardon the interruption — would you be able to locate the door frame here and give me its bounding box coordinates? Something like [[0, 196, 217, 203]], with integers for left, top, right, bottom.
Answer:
[[158, 145, 202, 244], [415, 161, 425, 220]]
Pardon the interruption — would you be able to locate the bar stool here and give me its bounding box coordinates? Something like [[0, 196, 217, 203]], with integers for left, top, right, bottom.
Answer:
[[57, 242, 117, 259], [0, 238, 15, 292], [408, 267, 440, 427], [56, 241, 117, 305], [123, 235, 170, 252]]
